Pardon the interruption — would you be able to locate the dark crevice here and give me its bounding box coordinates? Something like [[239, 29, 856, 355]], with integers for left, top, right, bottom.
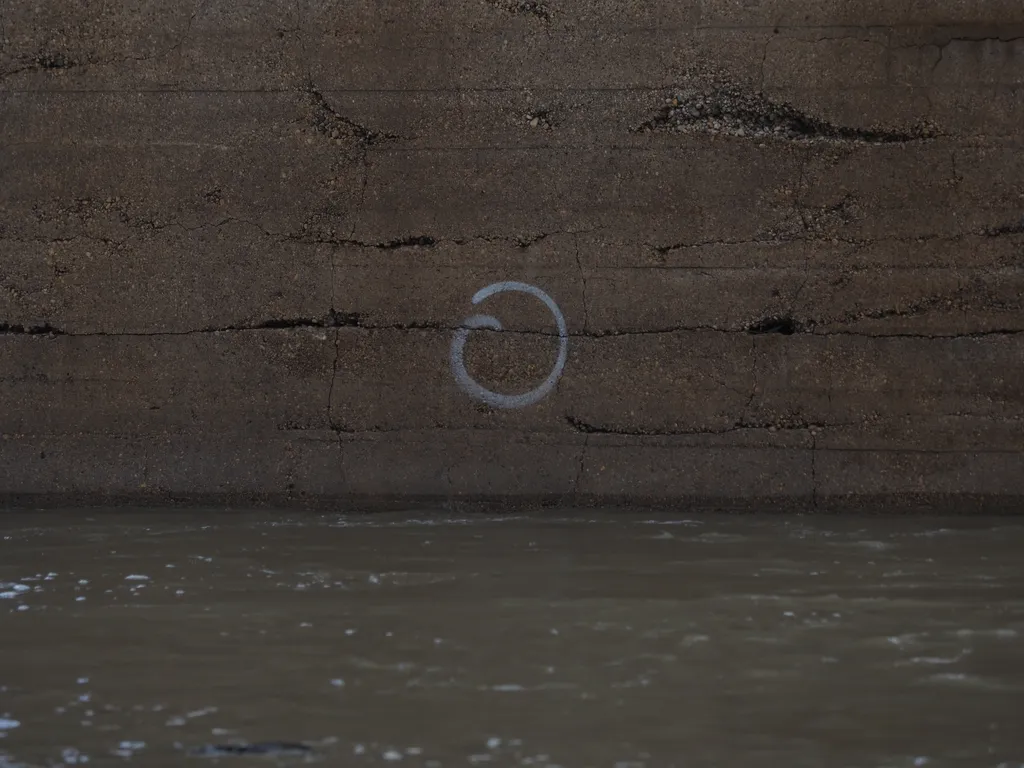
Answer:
[[634, 84, 937, 143], [0, 322, 65, 336], [1, 51, 80, 78], [379, 235, 436, 249], [279, 233, 435, 250], [247, 317, 325, 330], [747, 316, 800, 335], [232, 313, 441, 332], [985, 219, 1024, 237], [289, 232, 551, 250], [342, 235, 434, 250]]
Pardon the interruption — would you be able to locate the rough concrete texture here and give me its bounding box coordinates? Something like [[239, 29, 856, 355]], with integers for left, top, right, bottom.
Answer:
[[1, 0, 1023, 511]]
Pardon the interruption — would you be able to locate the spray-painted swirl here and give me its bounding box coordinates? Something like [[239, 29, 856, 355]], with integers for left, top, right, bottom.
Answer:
[[450, 281, 568, 409]]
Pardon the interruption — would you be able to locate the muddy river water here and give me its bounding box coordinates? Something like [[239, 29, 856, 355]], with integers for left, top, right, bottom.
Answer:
[[1, 511, 1023, 767]]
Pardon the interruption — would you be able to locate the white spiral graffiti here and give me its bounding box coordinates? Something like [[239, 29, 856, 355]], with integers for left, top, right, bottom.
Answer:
[[450, 281, 568, 409]]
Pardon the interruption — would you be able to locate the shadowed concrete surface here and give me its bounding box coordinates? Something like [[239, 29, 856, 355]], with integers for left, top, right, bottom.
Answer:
[[1, 513, 1024, 766], [1, 1, 1023, 509]]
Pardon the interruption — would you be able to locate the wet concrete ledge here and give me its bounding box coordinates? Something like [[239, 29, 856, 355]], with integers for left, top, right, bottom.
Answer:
[[1, 432, 1022, 513]]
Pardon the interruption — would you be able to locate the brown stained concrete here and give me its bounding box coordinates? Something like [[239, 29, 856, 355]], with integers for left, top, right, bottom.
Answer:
[[0, 0, 1023, 511]]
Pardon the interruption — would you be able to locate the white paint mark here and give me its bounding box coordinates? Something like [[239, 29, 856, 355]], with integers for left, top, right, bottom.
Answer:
[[450, 281, 568, 409]]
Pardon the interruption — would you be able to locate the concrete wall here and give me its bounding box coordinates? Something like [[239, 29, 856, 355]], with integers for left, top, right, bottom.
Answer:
[[1, 0, 1023, 510]]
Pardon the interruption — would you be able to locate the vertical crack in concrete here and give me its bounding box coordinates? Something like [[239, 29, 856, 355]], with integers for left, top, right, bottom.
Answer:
[[742, 336, 759, 420], [930, 41, 947, 75], [327, 328, 340, 432], [825, 345, 835, 414], [573, 232, 590, 332], [759, 37, 771, 94], [574, 436, 588, 496], [168, 0, 203, 56], [329, 248, 338, 316]]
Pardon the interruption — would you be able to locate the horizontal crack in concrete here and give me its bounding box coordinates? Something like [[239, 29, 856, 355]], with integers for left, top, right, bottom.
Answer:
[[985, 219, 1024, 237], [602, 220, 1024, 257], [1, 50, 83, 78], [282, 231, 559, 250], [566, 415, 856, 436], [8, 218, 1017, 255], [0, 322, 65, 336], [3, 319, 1021, 340]]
